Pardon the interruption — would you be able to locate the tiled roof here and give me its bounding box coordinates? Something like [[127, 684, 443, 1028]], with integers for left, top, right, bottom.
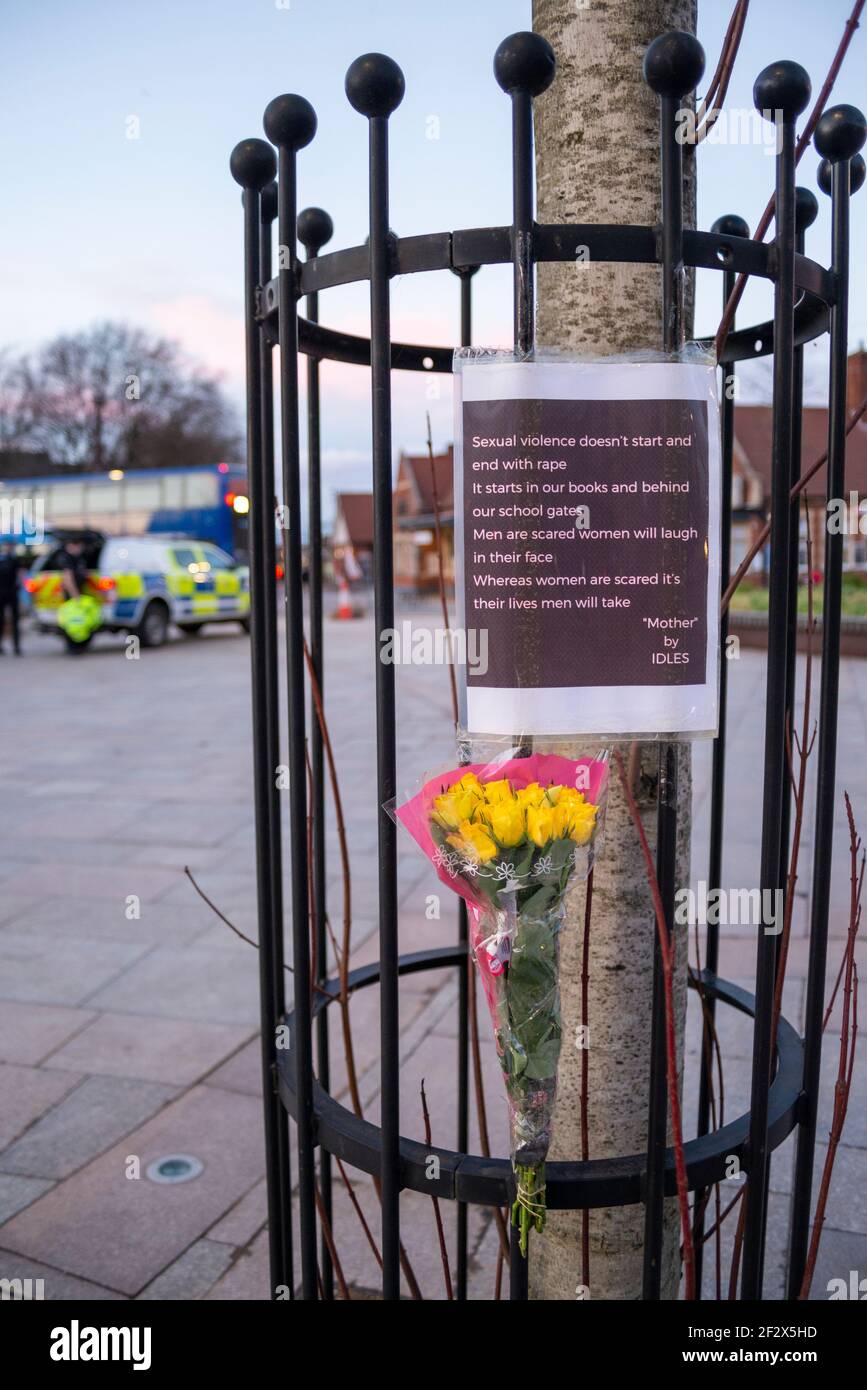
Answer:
[[335, 491, 374, 547]]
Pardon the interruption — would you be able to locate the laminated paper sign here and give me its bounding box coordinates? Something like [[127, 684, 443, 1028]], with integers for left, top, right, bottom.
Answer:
[[454, 359, 721, 738]]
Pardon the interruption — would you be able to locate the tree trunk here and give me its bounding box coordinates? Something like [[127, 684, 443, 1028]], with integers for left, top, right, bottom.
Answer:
[[529, 0, 697, 1301]]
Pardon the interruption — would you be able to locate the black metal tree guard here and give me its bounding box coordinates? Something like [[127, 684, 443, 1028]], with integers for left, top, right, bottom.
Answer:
[[229, 29, 866, 1300]]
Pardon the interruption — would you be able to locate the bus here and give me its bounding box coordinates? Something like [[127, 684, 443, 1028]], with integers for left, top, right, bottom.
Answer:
[[0, 463, 251, 562]]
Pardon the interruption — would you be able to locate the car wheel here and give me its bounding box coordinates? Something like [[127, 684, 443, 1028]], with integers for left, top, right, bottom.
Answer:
[[137, 601, 170, 648], [180, 623, 204, 636]]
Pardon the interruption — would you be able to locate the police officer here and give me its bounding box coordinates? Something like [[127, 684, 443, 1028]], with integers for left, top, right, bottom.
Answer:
[[56, 538, 89, 600], [0, 541, 22, 655]]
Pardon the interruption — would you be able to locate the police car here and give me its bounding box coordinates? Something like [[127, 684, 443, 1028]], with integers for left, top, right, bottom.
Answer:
[[26, 533, 251, 649]]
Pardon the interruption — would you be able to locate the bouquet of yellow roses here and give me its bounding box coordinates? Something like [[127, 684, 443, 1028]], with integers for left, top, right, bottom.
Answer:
[[396, 753, 607, 1253]]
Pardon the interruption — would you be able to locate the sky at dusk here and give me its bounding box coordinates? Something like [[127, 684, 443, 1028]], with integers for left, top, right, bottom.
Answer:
[[3, 0, 866, 518]]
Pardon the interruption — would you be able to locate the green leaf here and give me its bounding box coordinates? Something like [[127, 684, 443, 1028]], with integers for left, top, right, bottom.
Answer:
[[523, 1037, 562, 1081]]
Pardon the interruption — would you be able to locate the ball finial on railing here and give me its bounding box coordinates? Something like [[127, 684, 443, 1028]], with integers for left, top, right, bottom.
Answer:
[[818, 150, 867, 198], [814, 104, 867, 163], [643, 31, 705, 98], [262, 94, 317, 150], [711, 213, 749, 240], [297, 207, 334, 256], [229, 138, 277, 190], [794, 186, 819, 233], [345, 54, 405, 118], [752, 61, 811, 123], [493, 31, 556, 97]]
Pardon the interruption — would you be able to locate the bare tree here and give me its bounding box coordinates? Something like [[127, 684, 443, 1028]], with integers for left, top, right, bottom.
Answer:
[[5, 322, 240, 471], [530, 0, 697, 1301], [0, 350, 32, 450]]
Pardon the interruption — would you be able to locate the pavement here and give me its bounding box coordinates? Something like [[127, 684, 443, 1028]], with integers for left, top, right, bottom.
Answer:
[[0, 599, 865, 1301]]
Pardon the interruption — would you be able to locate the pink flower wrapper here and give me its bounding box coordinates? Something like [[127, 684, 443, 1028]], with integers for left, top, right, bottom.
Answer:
[[395, 753, 608, 913]]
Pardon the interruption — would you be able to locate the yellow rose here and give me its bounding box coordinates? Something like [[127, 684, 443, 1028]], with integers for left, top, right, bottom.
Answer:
[[433, 783, 481, 829], [516, 782, 546, 808], [484, 798, 526, 848], [526, 803, 554, 847], [545, 784, 564, 806], [448, 819, 498, 863], [455, 787, 481, 820], [482, 778, 513, 804], [551, 802, 575, 839], [432, 791, 462, 830], [559, 787, 585, 809], [570, 805, 598, 846], [457, 772, 483, 796]]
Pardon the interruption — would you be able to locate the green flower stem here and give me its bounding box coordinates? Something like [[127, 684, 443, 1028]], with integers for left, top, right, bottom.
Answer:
[[511, 1163, 546, 1256]]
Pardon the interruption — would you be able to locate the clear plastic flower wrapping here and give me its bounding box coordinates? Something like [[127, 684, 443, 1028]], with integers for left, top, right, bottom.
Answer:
[[393, 743, 609, 1251]]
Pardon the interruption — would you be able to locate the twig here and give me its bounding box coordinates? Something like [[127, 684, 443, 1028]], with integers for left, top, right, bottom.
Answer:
[[799, 794, 863, 1298], [772, 499, 817, 1056], [183, 865, 294, 977], [700, 1183, 744, 1246], [314, 1181, 351, 1299], [305, 741, 318, 999], [694, 0, 750, 145], [823, 810, 864, 1031], [468, 955, 511, 1266], [336, 1157, 383, 1270], [728, 1196, 747, 1300], [613, 749, 696, 1299], [420, 1079, 454, 1299], [715, 0, 866, 357], [303, 637, 361, 1116]]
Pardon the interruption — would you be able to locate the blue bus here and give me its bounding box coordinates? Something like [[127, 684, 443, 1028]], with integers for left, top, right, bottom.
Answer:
[[0, 463, 251, 561]]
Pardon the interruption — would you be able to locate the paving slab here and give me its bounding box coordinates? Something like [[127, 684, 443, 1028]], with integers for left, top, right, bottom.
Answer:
[[2, 894, 217, 945], [13, 801, 142, 843], [1, 863, 177, 903], [136, 1238, 235, 1300], [805, 1227, 867, 1300], [0, 930, 151, 1007], [0, 1084, 265, 1295], [0, 1174, 54, 1225], [204, 1228, 271, 1300], [0, 1063, 83, 1149], [45, 1013, 255, 1087], [0, 1000, 95, 1066], [0, 893, 45, 926], [114, 802, 249, 849], [0, 1074, 177, 1180], [770, 1141, 867, 1236], [206, 1178, 268, 1248], [202, 1037, 262, 1096], [82, 944, 260, 1026], [0, 1248, 126, 1300]]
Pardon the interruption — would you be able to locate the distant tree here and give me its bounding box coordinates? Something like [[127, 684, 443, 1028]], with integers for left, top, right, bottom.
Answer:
[[0, 350, 31, 450], [2, 322, 241, 471]]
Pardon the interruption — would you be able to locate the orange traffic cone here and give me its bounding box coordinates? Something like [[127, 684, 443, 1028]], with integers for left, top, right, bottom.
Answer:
[[335, 578, 354, 620]]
